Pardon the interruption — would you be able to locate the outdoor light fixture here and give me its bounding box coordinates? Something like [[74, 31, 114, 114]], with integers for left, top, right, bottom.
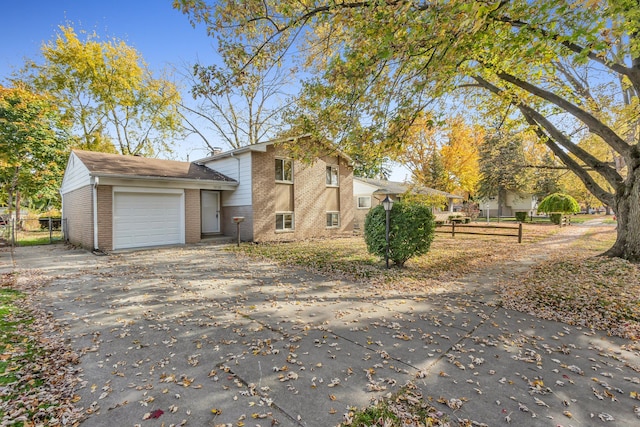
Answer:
[[382, 195, 393, 212], [382, 195, 394, 269]]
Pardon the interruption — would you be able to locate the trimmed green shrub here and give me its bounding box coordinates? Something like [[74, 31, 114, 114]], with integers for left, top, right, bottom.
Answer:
[[550, 213, 563, 224], [364, 201, 435, 268], [537, 193, 580, 215], [515, 212, 528, 222]]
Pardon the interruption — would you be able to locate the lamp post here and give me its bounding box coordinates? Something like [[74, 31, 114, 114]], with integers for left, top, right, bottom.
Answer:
[[382, 195, 394, 269], [485, 201, 490, 223]]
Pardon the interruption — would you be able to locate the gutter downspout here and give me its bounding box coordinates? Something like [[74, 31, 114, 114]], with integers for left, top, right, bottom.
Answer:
[[93, 176, 99, 250], [59, 189, 64, 241]]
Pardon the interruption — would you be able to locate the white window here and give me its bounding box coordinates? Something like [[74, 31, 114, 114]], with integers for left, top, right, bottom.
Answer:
[[276, 212, 294, 231], [357, 196, 372, 209], [275, 158, 293, 182], [326, 212, 340, 228], [326, 165, 339, 186]]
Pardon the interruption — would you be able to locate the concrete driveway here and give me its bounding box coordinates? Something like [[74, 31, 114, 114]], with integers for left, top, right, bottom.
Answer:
[[8, 236, 640, 427]]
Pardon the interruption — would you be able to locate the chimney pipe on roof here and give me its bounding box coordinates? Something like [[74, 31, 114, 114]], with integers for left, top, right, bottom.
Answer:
[[211, 147, 223, 156]]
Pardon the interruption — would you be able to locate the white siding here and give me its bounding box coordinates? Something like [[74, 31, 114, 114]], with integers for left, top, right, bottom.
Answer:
[[204, 153, 252, 206], [485, 192, 536, 211], [60, 152, 91, 194], [506, 193, 537, 210], [353, 179, 379, 197]]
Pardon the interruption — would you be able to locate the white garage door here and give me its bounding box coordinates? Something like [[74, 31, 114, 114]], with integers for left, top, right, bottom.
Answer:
[[113, 189, 185, 250]]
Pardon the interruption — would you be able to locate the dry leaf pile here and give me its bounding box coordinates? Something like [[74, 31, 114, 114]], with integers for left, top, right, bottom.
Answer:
[[0, 272, 84, 426], [232, 224, 558, 292], [501, 255, 640, 339]]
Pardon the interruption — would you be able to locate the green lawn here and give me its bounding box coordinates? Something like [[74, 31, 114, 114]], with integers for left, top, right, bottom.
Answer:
[[14, 230, 63, 246], [230, 223, 561, 291], [0, 280, 44, 425], [0, 274, 81, 426], [17, 234, 63, 246], [473, 213, 615, 224]]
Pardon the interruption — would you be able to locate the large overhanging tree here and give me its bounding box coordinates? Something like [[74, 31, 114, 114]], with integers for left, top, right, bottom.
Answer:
[[175, 0, 640, 262]]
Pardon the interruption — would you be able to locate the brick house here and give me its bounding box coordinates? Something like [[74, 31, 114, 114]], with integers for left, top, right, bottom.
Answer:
[[60, 137, 354, 251], [197, 138, 354, 242]]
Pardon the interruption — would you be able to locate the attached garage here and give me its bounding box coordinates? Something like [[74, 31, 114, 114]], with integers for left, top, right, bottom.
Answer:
[[112, 189, 185, 250], [60, 150, 237, 252]]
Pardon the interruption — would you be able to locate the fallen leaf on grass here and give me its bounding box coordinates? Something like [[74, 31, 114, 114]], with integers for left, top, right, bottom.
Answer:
[[501, 256, 640, 339]]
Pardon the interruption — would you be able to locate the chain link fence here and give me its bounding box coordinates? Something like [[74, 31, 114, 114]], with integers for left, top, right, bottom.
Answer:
[[0, 217, 64, 247]]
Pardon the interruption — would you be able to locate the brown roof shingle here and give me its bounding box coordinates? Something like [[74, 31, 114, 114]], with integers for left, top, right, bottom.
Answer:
[[73, 150, 235, 182], [355, 177, 462, 199]]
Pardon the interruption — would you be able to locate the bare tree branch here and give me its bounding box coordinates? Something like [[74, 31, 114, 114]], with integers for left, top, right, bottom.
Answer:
[[494, 71, 631, 158], [473, 75, 621, 203]]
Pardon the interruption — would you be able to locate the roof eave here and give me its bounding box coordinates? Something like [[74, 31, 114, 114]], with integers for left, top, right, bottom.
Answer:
[[90, 172, 238, 187], [194, 133, 355, 164]]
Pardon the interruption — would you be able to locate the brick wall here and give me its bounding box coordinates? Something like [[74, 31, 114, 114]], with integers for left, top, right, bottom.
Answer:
[[251, 145, 354, 242], [96, 185, 112, 251], [353, 205, 370, 233], [221, 205, 254, 241], [339, 162, 354, 235], [252, 146, 277, 241], [62, 185, 93, 249], [185, 189, 201, 244]]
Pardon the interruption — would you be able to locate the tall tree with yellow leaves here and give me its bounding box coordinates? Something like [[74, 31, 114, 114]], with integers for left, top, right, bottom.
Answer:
[[25, 26, 182, 156], [399, 114, 480, 197], [440, 117, 482, 198]]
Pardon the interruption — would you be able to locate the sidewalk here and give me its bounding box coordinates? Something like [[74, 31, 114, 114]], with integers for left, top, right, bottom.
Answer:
[[8, 224, 640, 426]]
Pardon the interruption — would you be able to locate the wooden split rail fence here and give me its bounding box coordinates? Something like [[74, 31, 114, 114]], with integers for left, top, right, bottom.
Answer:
[[435, 222, 524, 243]]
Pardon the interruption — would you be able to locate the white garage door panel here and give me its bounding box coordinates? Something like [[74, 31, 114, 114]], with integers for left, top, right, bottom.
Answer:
[[113, 192, 184, 249]]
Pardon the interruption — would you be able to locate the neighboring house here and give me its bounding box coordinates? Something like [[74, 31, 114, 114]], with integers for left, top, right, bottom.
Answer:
[[60, 137, 354, 251], [353, 177, 463, 230], [481, 191, 538, 218]]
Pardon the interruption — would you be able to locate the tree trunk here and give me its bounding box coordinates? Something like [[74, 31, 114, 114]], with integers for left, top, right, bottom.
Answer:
[[16, 191, 21, 230], [7, 166, 18, 222], [497, 187, 506, 222], [604, 167, 640, 262], [7, 189, 13, 222]]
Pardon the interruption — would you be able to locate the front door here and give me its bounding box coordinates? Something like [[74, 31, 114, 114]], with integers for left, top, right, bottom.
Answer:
[[201, 191, 220, 234]]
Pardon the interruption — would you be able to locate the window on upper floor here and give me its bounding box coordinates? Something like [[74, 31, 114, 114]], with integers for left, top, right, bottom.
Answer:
[[326, 165, 339, 186], [357, 196, 372, 209], [275, 158, 293, 182]]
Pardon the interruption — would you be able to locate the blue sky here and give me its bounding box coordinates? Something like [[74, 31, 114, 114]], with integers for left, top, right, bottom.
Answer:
[[0, 0, 215, 78], [0, 1, 230, 160]]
